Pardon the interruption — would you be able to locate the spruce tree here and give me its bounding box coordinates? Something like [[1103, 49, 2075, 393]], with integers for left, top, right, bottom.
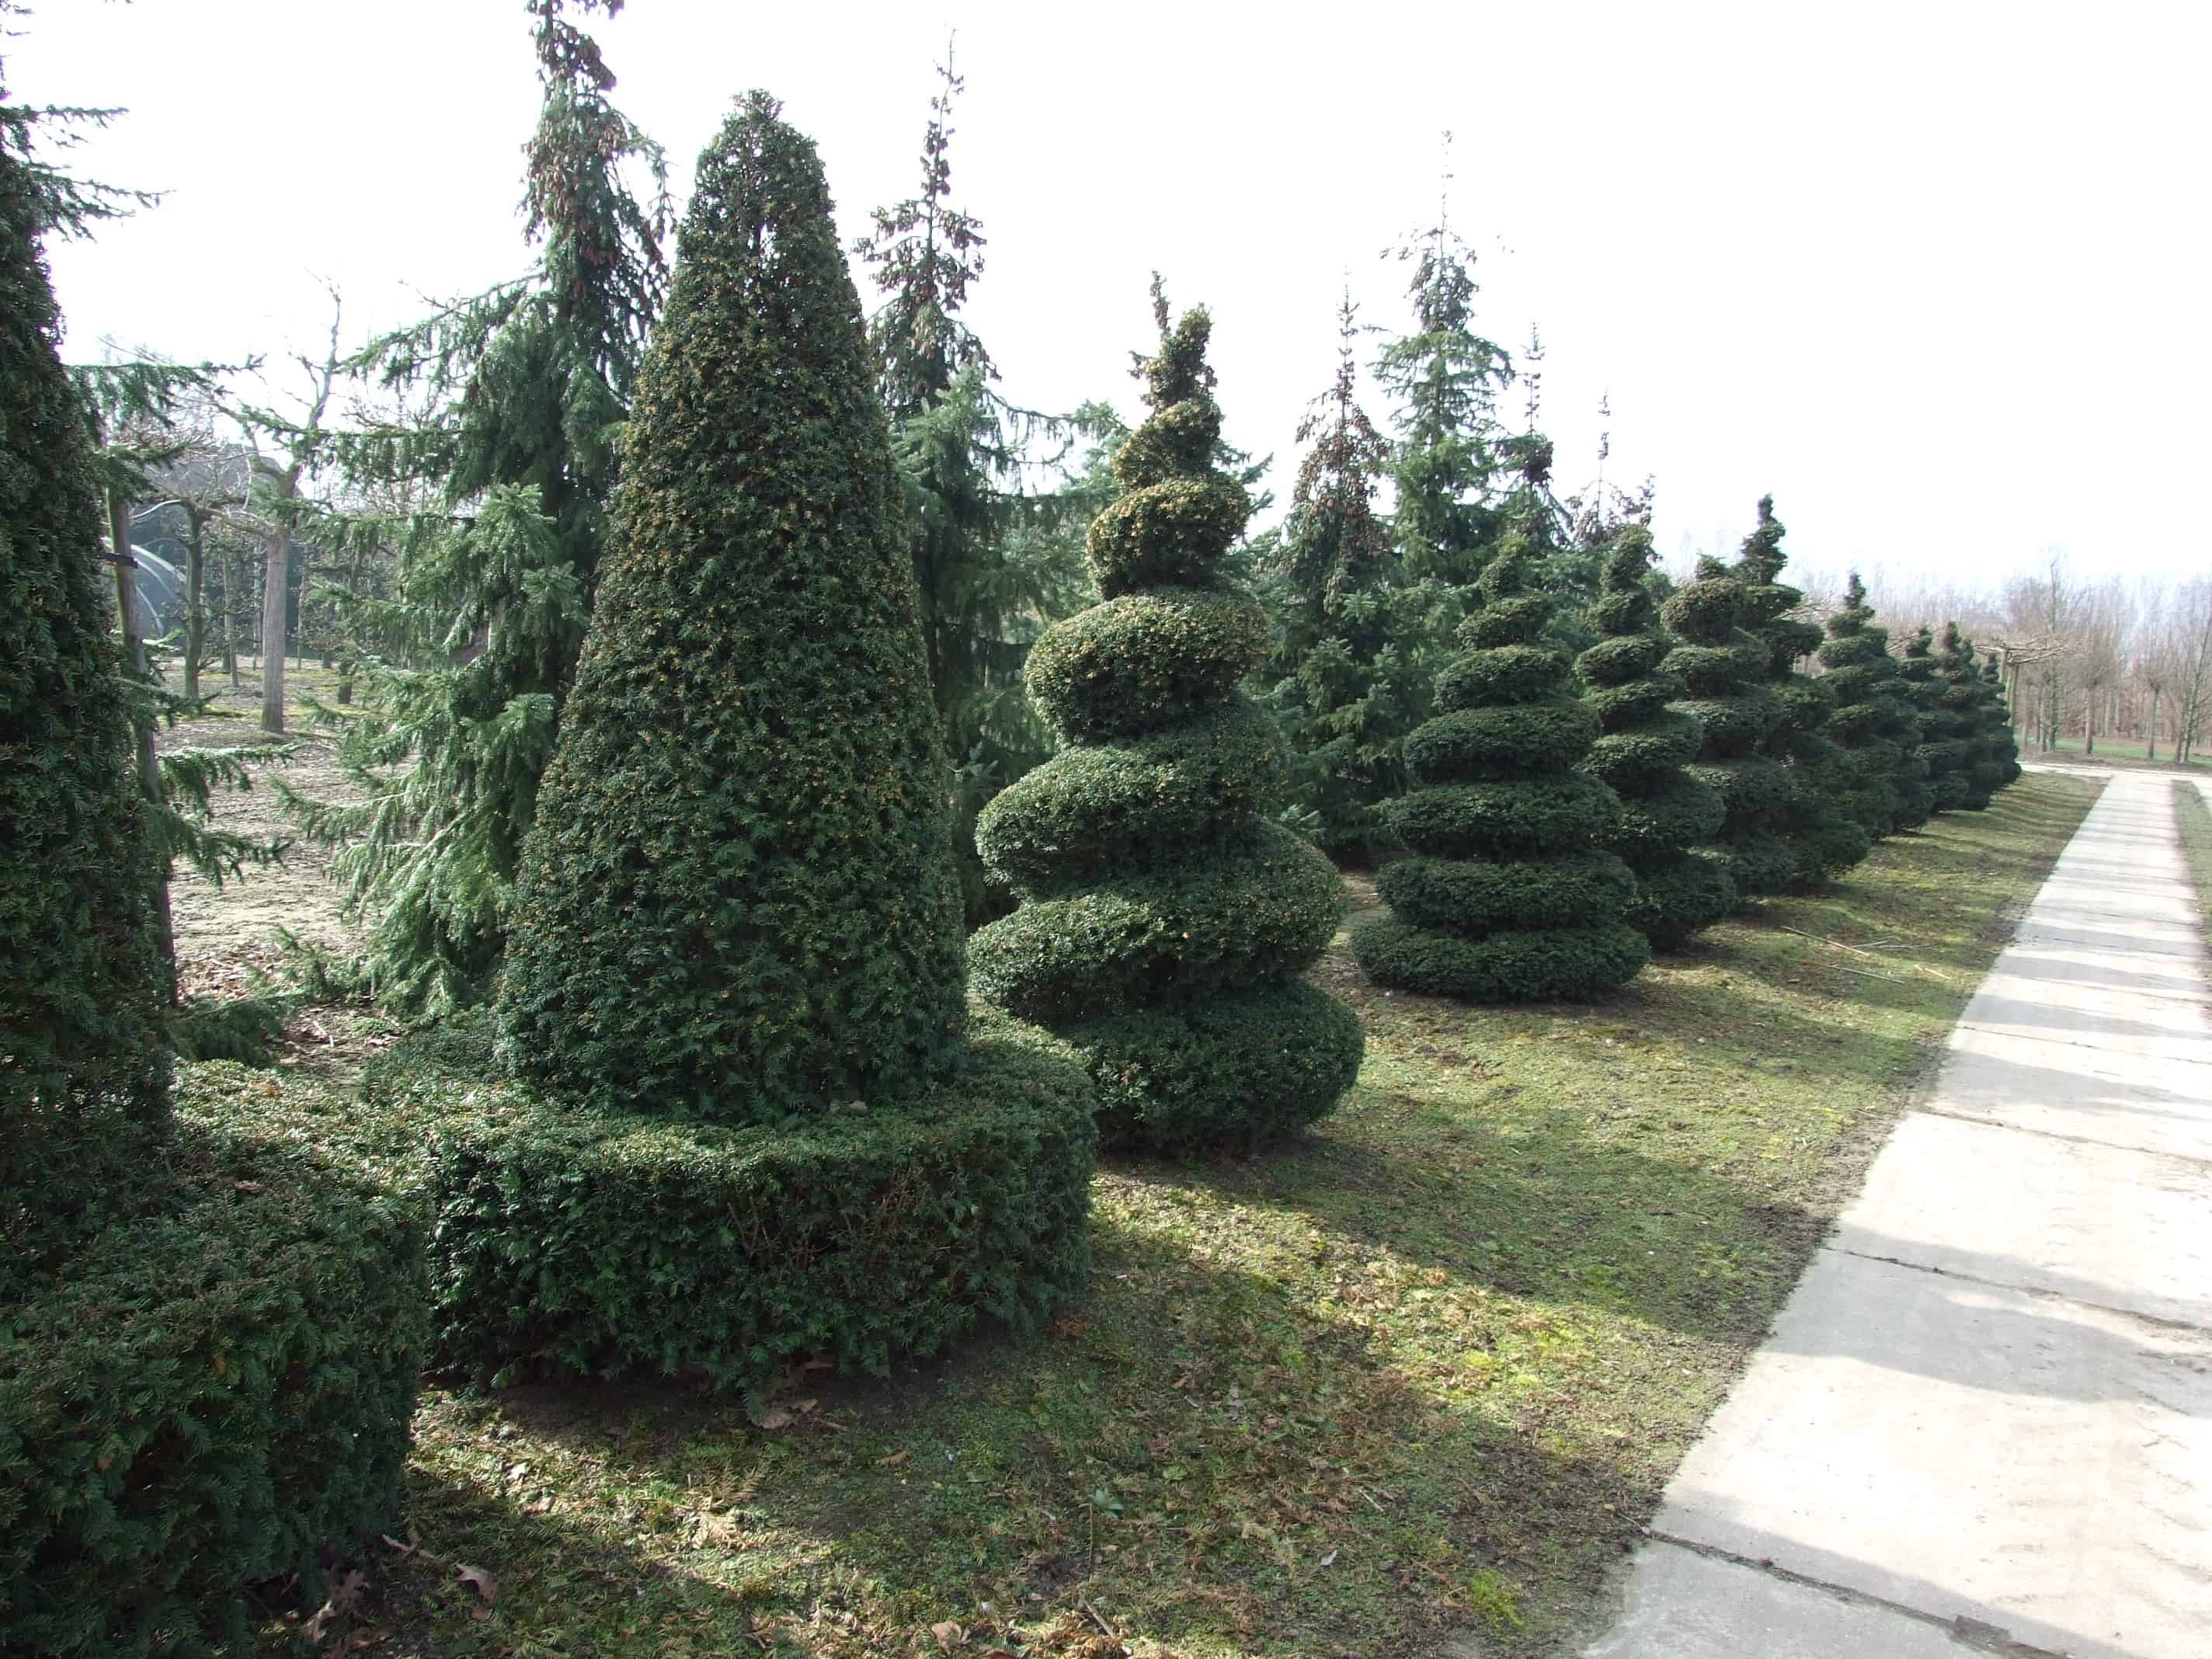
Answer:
[[1259, 293, 1440, 859], [969, 301, 1362, 1152], [1732, 497, 1869, 883], [1576, 525, 1734, 948], [1664, 558, 1797, 897], [280, 0, 668, 1016], [1353, 537, 1649, 999], [1898, 626, 1968, 812], [1939, 621, 2002, 810], [495, 94, 969, 1116], [1981, 652, 2022, 789], [1815, 573, 1928, 838], [0, 96, 172, 1278]]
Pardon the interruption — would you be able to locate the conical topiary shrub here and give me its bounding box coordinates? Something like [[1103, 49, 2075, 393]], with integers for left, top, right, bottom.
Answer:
[[1663, 559, 1796, 899], [461, 95, 1095, 1392], [1351, 537, 1649, 999], [969, 302, 1361, 1153], [1730, 499, 1869, 885], [1898, 625, 1968, 812], [1981, 653, 2022, 788], [1815, 574, 1930, 838], [1574, 525, 1734, 948], [1938, 622, 2001, 810]]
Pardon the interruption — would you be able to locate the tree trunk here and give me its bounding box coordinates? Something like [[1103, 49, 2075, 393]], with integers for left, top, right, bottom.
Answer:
[[108, 489, 178, 1003], [222, 544, 241, 687], [261, 527, 290, 734], [183, 512, 206, 702]]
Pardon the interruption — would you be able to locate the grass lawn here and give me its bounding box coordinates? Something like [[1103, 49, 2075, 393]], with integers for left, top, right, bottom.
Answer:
[[2035, 732, 2209, 769], [210, 774, 2102, 1659], [2173, 781, 2212, 920]]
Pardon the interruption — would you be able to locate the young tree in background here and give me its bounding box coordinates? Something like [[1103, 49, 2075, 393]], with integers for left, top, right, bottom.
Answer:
[[280, 0, 668, 1015]]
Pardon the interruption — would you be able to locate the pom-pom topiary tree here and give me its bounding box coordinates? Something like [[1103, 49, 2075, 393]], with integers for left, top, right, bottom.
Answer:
[[1730, 499, 1869, 884], [969, 297, 1361, 1153], [1351, 537, 1649, 998], [1814, 573, 1928, 839], [475, 95, 1095, 1390], [1574, 525, 1734, 947], [1662, 558, 1796, 898], [1898, 625, 1968, 812], [2, 96, 423, 1652]]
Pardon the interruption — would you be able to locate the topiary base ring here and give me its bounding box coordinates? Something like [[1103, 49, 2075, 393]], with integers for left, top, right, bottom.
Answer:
[[1351, 913, 1649, 1002], [411, 1013, 1097, 1395], [1052, 979, 1364, 1156]]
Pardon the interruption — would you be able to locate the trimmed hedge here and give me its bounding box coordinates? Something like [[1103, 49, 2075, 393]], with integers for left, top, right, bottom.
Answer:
[[398, 1014, 1097, 1395], [1575, 526, 1734, 948], [970, 304, 1358, 1150], [2, 1081, 426, 1658], [1814, 573, 1926, 838], [1355, 539, 1646, 1002], [1980, 654, 2023, 788], [1938, 622, 2001, 809], [1897, 626, 1968, 812]]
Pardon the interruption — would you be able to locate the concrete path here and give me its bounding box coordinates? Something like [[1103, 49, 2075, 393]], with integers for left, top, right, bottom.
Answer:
[[1584, 773, 2212, 1659]]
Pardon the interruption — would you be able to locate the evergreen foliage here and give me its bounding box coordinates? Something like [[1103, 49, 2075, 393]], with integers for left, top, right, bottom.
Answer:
[[1574, 525, 1734, 947], [1354, 539, 1649, 999], [971, 300, 1362, 1153], [1731, 498, 1870, 884], [1814, 572, 1930, 837], [1898, 626, 1968, 812], [1981, 653, 2023, 788], [0, 99, 172, 1281], [282, 0, 669, 1016], [1662, 556, 1797, 897], [496, 94, 969, 1118], [1937, 621, 2002, 810], [1258, 294, 1442, 859]]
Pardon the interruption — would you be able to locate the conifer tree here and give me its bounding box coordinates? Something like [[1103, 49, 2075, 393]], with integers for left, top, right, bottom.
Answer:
[[1664, 558, 1796, 897], [1576, 525, 1734, 947], [1898, 626, 1968, 812], [280, 0, 668, 1015], [0, 95, 172, 1275], [1259, 293, 1441, 859], [1353, 537, 1649, 998], [496, 93, 971, 1115], [1981, 652, 2022, 789], [1732, 498, 1869, 883], [1938, 621, 2002, 809], [1815, 573, 1929, 838], [970, 299, 1362, 1152]]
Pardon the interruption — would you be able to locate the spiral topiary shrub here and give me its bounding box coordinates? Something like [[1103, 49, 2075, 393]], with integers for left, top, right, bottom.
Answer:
[[1898, 626, 1968, 812], [478, 95, 1094, 1391], [969, 302, 1360, 1154], [1816, 573, 1931, 837], [1981, 653, 2022, 788], [1352, 538, 1648, 1000], [1938, 622, 2002, 809], [1731, 498, 1869, 885], [1661, 558, 1796, 899], [1574, 525, 1734, 948]]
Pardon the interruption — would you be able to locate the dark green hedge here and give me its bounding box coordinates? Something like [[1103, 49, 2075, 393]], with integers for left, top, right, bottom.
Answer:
[[407, 1013, 1096, 1394], [1351, 914, 1647, 1002], [1022, 586, 1267, 743], [1087, 474, 1253, 595], [976, 694, 1283, 894], [969, 823, 1343, 1023], [1377, 850, 1638, 934], [1403, 702, 1599, 782], [1625, 850, 1738, 948], [1584, 709, 1703, 782], [1436, 644, 1571, 711], [2, 1082, 426, 1658], [1382, 772, 1622, 858], [1610, 771, 1729, 857], [1059, 979, 1364, 1156]]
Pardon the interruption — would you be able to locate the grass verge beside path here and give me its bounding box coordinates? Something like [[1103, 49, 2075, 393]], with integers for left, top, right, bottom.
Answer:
[[2173, 781, 2212, 923], [203, 774, 2102, 1659]]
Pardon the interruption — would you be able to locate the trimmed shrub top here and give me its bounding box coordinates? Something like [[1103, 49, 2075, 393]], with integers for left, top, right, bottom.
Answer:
[[1, 113, 174, 1282], [495, 94, 968, 1122]]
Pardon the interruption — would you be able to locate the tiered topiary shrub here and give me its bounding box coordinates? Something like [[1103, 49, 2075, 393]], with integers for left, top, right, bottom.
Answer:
[[1663, 558, 1796, 899], [1351, 537, 1649, 998], [1938, 622, 2002, 809], [2, 112, 423, 1654], [1981, 653, 2023, 788], [481, 96, 1096, 1392], [1730, 498, 1870, 885], [969, 303, 1361, 1153], [1813, 574, 1909, 839], [1898, 625, 1968, 812], [1574, 525, 1734, 948]]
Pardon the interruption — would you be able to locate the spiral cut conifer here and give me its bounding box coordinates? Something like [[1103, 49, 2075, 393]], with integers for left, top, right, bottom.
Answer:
[[1732, 499, 1869, 883], [1898, 626, 1967, 812], [1938, 622, 2002, 809], [1815, 574, 1929, 838], [1574, 526, 1733, 947], [1981, 654, 2022, 788], [1351, 539, 1649, 999], [969, 301, 1362, 1153]]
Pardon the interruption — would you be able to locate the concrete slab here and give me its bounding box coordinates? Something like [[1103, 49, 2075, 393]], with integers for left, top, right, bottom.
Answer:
[[1585, 1542, 1977, 1659], [1935, 1017, 2212, 1163]]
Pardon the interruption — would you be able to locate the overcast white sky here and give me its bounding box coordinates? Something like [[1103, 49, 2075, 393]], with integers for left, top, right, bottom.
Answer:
[[18, 0, 2210, 590]]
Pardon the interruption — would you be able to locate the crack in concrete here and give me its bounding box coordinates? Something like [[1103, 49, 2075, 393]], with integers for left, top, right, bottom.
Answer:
[[1916, 1106, 2212, 1170], [1953, 1022, 2212, 1066], [1824, 1245, 2212, 1338], [1642, 1532, 2075, 1657]]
